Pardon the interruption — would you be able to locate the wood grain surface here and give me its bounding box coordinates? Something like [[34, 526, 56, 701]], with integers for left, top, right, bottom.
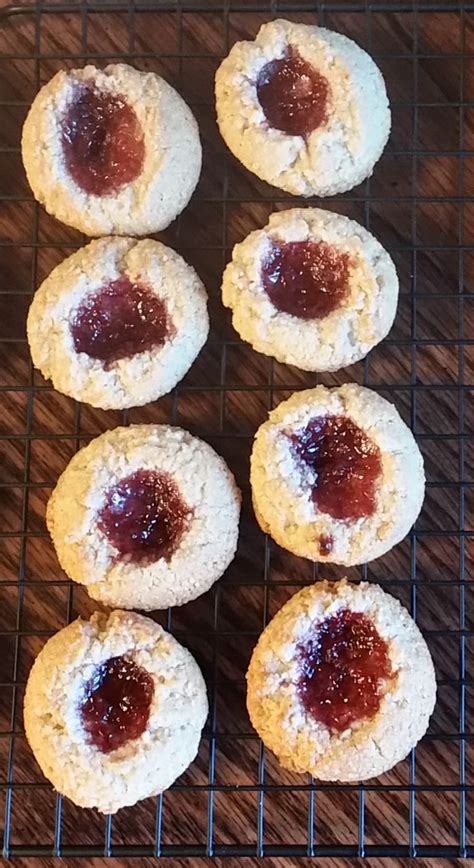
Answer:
[[0, 1, 472, 859]]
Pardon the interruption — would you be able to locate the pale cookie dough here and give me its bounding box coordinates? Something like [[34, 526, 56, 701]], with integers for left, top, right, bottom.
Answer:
[[47, 425, 241, 610], [222, 208, 398, 372], [215, 20, 390, 196], [24, 610, 208, 813], [247, 579, 436, 782], [22, 63, 201, 235], [27, 237, 209, 410], [251, 385, 425, 566]]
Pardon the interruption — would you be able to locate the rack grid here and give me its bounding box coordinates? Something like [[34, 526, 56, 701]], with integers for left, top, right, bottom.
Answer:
[[0, 0, 472, 859]]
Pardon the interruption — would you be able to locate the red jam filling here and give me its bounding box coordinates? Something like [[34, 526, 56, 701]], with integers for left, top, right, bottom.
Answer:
[[71, 277, 172, 369], [80, 655, 154, 753], [256, 47, 329, 136], [318, 533, 334, 556], [98, 469, 191, 564], [61, 83, 145, 196], [262, 241, 350, 320], [290, 415, 382, 521], [298, 609, 393, 732]]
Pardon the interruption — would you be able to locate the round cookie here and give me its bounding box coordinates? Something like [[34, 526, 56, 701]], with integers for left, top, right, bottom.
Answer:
[[251, 384, 424, 566], [27, 237, 209, 410], [24, 609, 208, 813], [22, 63, 201, 236], [215, 20, 390, 197], [222, 208, 398, 372], [247, 579, 436, 782], [47, 424, 241, 610]]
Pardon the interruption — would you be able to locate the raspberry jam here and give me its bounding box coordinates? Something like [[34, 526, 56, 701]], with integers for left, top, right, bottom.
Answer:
[[61, 84, 145, 195], [290, 415, 382, 521], [256, 48, 329, 136], [71, 277, 171, 369], [98, 469, 191, 564], [262, 241, 350, 320], [318, 534, 334, 556], [298, 609, 393, 732], [80, 655, 154, 753]]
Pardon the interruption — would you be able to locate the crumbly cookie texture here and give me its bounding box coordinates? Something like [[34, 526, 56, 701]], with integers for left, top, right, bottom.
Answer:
[[27, 237, 209, 410], [215, 20, 390, 196], [47, 425, 241, 610], [250, 385, 425, 566], [24, 610, 208, 813], [22, 63, 201, 236], [247, 579, 436, 782], [222, 208, 398, 372]]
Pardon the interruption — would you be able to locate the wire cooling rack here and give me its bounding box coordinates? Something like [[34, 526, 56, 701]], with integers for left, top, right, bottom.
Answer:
[[0, 0, 472, 859]]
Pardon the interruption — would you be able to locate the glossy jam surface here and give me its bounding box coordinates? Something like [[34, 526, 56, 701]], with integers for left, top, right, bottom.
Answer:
[[290, 415, 382, 521], [61, 84, 145, 195], [71, 277, 171, 369], [256, 48, 329, 136], [262, 241, 350, 320], [80, 655, 154, 753], [98, 470, 191, 564], [298, 609, 392, 732], [318, 533, 334, 556]]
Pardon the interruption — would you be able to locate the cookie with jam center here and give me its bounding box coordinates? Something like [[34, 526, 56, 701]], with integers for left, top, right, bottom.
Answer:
[[22, 63, 201, 236], [27, 237, 209, 410], [251, 384, 424, 566], [47, 424, 241, 610], [222, 208, 398, 372], [216, 20, 390, 197], [247, 579, 436, 782], [24, 610, 208, 813]]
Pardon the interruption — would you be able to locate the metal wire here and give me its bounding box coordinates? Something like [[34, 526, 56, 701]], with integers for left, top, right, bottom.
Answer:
[[0, 0, 472, 859]]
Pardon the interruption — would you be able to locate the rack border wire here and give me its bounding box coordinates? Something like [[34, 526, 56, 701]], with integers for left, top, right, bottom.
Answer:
[[0, 0, 472, 859]]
